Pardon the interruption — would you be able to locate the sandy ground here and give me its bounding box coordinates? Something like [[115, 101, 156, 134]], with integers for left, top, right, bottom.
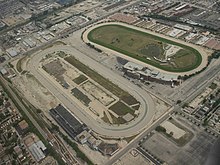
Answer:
[[83, 22, 212, 76], [78, 144, 108, 165], [81, 80, 116, 106], [161, 121, 186, 139], [90, 100, 108, 118], [13, 73, 59, 111], [78, 138, 127, 165], [42, 55, 120, 123], [151, 94, 171, 122]]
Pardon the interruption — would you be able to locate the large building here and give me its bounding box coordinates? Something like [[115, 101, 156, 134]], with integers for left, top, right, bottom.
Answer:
[[49, 104, 85, 139], [123, 62, 180, 86]]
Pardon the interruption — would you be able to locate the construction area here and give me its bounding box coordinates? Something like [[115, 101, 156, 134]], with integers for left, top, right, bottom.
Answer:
[[12, 72, 59, 113]]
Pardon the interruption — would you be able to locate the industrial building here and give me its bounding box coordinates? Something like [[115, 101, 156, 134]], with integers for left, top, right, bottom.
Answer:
[[28, 141, 47, 162], [49, 104, 84, 139]]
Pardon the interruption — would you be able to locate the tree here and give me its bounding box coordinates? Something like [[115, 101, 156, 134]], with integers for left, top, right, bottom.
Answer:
[[51, 123, 59, 132], [182, 103, 189, 108], [0, 98, 3, 106], [36, 109, 42, 114], [176, 100, 181, 104], [8, 62, 14, 68], [155, 126, 166, 132]]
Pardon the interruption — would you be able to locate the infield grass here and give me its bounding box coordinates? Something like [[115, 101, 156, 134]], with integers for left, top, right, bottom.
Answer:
[[88, 24, 202, 72]]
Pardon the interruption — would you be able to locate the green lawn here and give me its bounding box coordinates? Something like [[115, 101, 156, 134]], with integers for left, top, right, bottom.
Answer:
[[88, 24, 202, 72], [109, 101, 135, 116], [71, 88, 91, 106], [73, 74, 88, 85]]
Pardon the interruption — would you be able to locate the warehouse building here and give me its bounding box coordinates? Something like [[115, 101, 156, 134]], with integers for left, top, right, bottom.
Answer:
[[49, 104, 85, 139]]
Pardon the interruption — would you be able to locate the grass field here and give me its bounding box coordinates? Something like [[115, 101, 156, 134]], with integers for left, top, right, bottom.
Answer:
[[109, 101, 135, 116], [73, 74, 88, 85], [101, 111, 127, 125], [111, 114, 127, 125], [88, 24, 202, 72], [71, 88, 91, 106]]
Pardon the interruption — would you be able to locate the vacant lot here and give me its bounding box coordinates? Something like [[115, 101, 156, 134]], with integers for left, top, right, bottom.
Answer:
[[65, 56, 138, 105], [161, 121, 186, 139], [114, 149, 152, 165], [158, 119, 194, 147], [42, 59, 66, 83], [88, 24, 202, 72], [141, 128, 217, 165], [81, 81, 115, 106]]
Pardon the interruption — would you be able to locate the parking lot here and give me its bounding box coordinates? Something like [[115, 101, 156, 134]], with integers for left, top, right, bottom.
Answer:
[[139, 115, 218, 165]]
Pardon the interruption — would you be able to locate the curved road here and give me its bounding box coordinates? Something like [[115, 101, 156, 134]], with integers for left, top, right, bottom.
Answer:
[[27, 45, 155, 137]]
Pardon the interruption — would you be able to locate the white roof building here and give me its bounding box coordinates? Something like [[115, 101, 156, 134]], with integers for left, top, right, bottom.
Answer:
[[6, 47, 19, 57], [28, 140, 46, 162], [123, 62, 144, 71]]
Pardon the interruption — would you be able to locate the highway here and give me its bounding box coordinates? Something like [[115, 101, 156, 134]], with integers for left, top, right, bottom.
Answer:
[[27, 45, 156, 137]]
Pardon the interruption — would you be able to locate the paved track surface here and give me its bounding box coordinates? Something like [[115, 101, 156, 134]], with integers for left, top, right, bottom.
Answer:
[[27, 45, 156, 137]]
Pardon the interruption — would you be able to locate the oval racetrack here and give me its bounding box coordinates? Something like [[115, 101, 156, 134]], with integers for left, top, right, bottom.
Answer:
[[27, 45, 156, 137]]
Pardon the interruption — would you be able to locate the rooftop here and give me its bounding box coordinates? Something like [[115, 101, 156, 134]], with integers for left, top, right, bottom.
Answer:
[[18, 120, 29, 130], [49, 104, 84, 138], [124, 62, 178, 81]]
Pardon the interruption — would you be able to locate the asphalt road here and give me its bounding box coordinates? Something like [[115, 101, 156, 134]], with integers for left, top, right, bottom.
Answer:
[[169, 59, 220, 103], [105, 59, 220, 165], [106, 106, 173, 165], [27, 45, 156, 138], [12, 0, 144, 58]]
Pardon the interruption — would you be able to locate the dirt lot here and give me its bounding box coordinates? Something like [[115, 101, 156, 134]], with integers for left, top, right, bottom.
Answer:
[[161, 121, 186, 139], [42, 58, 80, 86], [13, 73, 59, 111], [151, 94, 171, 122], [81, 80, 116, 106]]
